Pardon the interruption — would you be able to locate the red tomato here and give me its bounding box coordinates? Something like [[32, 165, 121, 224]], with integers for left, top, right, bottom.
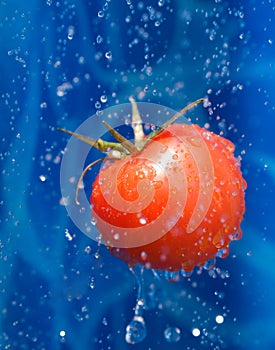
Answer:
[[91, 123, 247, 272]]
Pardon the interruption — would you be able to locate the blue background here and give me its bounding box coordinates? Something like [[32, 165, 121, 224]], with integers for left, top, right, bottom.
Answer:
[[1, 1, 274, 349]]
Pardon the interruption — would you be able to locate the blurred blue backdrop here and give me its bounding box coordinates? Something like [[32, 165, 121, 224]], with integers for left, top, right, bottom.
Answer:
[[1, 1, 274, 349]]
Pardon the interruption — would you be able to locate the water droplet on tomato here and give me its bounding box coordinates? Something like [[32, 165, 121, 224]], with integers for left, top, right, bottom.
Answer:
[[164, 271, 180, 282], [153, 180, 163, 189], [140, 251, 147, 260], [230, 231, 242, 240], [187, 137, 202, 147], [113, 233, 120, 240], [181, 269, 193, 278], [203, 258, 216, 270], [139, 217, 147, 225], [172, 154, 178, 160]]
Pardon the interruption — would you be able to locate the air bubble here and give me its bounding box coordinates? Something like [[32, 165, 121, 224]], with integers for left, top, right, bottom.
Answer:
[[89, 277, 95, 289], [125, 316, 147, 344], [230, 231, 242, 240], [102, 317, 108, 326], [140, 251, 147, 260], [98, 10, 104, 18], [84, 246, 91, 254], [164, 327, 181, 343], [65, 229, 73, 241]]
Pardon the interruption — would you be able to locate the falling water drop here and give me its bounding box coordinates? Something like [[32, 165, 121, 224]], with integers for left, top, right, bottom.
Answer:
[[125, 265, 147, 344], [125, 316, 147, 344]]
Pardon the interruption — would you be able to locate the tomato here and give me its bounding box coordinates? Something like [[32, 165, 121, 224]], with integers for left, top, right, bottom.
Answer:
[[58, 99, 246, 273], [91, 122, 247, 272]]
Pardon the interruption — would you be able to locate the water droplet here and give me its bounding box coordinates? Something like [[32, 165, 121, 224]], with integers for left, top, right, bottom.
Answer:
[[91, 217, 97, 226], [125, 316, 146, 344], [215, 315, 224, 324], [113, 233, 120, 240], [98, 10, 104, 18], [105, 51, 112, 60], [164, 271, 180, 282], [172, 154, 178, 160], [89, 277, 95, 289], [67, 26, 74, 40], [96, 35, 103, 44], [40, 102, 47, 109], [181, 269, 193, 278], [100, 95, 108, 103], [230, 231, 242, 241], [203, 258, 216, 270], [192, 328, 200, 337], [65, 228, 73, 241], [139, 217, 147, 225], [95, 101, 101, 109], [39, 175, 46, 182], [164, 327, 181, 343]]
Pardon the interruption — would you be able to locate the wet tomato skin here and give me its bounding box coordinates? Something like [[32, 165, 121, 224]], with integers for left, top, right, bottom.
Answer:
[[91, 123, 247, 272]]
